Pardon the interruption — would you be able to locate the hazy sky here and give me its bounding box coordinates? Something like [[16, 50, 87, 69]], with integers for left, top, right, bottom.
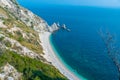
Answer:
[[18, 0, 120, 7]]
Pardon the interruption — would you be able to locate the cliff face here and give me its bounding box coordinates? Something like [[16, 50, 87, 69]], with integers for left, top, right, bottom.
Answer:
[[0, 0, 66, 80], [0, 0, 49, 32]]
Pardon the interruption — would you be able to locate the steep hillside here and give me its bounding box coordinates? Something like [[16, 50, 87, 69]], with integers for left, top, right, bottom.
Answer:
[[0, 0, 67, 80]]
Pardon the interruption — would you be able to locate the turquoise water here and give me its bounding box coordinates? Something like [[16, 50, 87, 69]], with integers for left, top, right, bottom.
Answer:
[[49, 35, 87, 80], [17, 0, 120, 80]]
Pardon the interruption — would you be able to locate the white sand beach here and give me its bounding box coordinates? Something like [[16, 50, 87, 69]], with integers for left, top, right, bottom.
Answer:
[[39, 32, 82, 80]]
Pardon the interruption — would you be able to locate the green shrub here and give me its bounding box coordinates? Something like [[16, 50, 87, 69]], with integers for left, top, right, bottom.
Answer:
[[8, 33, 13, 38], [0, 50, 68, 80], [4, 41, 12, 47], [0, 36, 4, 41], [17, 36, 24, 42]]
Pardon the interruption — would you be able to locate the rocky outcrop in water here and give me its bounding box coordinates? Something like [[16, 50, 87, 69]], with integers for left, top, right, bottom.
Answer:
[[48, 23, 59, 32]]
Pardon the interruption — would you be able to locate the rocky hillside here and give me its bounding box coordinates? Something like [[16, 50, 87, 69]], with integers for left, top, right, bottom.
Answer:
[[0, 0, 67, 80]]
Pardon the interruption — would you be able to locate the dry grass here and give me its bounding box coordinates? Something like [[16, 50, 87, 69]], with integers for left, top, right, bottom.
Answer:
[[0, 7, 8, 18], [0, 7, 43, 54]]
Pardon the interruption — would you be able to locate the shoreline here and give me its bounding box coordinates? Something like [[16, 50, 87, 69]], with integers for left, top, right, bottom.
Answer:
[[39, 32, 87, 80]]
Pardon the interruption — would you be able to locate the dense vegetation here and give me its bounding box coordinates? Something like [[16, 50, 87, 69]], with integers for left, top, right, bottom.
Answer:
[[0, 49, 67, 80]]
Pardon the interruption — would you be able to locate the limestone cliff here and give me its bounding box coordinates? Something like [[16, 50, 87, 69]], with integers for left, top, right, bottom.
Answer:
[[0, 0, 67, 80]]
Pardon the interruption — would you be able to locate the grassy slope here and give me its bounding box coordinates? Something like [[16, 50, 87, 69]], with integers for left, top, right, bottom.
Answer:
[[0, 4, 68, 80], [0, 50, 67, 80], [0, 7, 43, 54]]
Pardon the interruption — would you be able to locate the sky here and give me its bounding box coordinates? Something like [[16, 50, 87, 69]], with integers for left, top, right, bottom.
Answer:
[[17, 0, 120, 8]]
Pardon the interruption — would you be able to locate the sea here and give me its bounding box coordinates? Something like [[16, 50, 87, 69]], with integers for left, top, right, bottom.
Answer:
[[17, 0, 120, 80]]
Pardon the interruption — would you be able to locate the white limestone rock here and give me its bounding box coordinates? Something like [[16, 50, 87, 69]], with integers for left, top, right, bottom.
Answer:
[[48, 23, 59, 32], [0, 63, 21, 80], [0, 20, 7, 28]]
